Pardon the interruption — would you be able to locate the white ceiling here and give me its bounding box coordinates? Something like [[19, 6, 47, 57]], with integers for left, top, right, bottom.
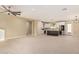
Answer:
[[1, 5, 79, 22]]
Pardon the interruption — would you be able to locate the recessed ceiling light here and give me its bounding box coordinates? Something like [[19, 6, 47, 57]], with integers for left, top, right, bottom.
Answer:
[[31, 8, 36, 11]]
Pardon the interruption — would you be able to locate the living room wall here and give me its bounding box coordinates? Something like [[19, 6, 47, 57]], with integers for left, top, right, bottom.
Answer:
[[72, 22, 79, 37], [0, 13, 30, 40]]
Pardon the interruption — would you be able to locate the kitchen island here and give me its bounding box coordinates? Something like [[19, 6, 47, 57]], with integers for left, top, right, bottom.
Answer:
[[42, 28, 62, 36]]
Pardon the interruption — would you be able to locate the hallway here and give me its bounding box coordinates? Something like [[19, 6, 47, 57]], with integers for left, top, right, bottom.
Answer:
[[0, 35, 79, 54]]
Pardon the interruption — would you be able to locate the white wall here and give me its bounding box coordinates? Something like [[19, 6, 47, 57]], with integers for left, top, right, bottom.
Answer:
[[0, 13, 30, 40], [37, 21, 43, 35]]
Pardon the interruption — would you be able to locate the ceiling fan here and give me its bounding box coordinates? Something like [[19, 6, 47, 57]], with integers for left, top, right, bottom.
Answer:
[[0, 5, 21, 16]]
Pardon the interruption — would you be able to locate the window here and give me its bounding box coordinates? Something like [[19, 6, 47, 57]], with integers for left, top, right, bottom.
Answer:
[[0, 29, 5, 41]]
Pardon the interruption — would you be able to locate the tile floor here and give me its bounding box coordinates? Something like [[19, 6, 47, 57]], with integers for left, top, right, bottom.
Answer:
[[0, 35, 79, 54]]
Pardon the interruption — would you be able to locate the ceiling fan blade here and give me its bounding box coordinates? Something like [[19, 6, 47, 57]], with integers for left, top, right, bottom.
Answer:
[[1, 5, 10, 11], [1, 5, 21, 16], [1, 5, 16, 16], [16, 11, 21, 13]]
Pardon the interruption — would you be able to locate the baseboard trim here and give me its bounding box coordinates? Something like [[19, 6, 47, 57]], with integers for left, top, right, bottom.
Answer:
[[6, 34, 26, 40]]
